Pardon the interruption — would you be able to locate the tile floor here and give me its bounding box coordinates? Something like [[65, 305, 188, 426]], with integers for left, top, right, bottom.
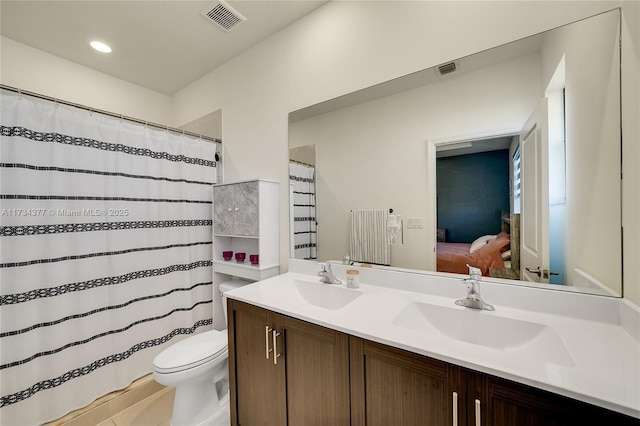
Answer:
[[47, 375, 174, 426], [95, 387, 174, 426]]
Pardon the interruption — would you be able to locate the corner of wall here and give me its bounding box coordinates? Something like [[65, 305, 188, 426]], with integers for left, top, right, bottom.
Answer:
[[1, 36, 172, 124]]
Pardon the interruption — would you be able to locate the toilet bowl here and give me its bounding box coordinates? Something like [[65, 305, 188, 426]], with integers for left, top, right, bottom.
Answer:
[[153, 279, 248, 426]]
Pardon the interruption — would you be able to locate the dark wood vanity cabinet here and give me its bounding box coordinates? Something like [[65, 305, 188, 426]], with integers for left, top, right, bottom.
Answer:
[[227, 300, 350, 426], [229, 301, 638, 426], [282, 312, 351, 424], [351, 339, 638, 426], [349, 338, 462, 426], [468, 372, 639, 426], [227, 300, 286, 425]]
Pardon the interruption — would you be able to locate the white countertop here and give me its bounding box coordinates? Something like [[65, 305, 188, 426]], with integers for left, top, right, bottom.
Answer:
[[226, 262, 640, 419]]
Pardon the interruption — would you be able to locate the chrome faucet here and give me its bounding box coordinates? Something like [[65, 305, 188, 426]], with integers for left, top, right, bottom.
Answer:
[[318, 262, 342, 284], [455, 265, 495, 311]]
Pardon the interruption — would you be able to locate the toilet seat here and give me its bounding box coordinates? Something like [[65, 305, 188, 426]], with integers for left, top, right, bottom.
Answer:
[[153, 330, 227, 374]]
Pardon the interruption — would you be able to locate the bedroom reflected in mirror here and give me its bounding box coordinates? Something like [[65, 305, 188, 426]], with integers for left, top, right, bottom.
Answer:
[[435, 139, 524, 281], [288, 9, 622, 298]]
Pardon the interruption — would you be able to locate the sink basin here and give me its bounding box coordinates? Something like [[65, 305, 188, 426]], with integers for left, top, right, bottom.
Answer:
[[294, 280, 362, 310], [393, 302, 574, 366]]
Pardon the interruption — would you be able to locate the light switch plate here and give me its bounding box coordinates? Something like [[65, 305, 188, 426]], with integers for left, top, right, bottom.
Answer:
[[407, 217, 423, 229]]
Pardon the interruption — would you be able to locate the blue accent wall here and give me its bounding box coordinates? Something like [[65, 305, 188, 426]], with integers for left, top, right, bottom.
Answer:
[[436, 150, 509, 243]]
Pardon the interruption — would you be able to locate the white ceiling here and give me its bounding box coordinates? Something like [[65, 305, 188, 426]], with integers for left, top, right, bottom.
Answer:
[[1, 0, 328, 96]]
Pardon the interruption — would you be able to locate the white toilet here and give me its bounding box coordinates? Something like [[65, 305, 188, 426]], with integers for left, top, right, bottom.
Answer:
[[153, 280, 247, 426]]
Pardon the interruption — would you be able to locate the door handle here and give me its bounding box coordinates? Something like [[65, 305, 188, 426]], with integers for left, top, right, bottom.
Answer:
[[525, 267, 542, 277], [526, 267, 559, 279], [265, 326, 273, 360], [452, 392, 458, 426], [272, 330, 281, 365]]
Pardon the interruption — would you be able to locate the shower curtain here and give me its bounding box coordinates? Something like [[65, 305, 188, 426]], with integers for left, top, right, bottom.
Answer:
[[289, 162, 317, 260], [0, 90, 217, 425]]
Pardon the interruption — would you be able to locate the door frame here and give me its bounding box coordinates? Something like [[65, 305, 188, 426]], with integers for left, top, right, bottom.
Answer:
[[519, 98, 551, 283], [426, 128, 519, 271]]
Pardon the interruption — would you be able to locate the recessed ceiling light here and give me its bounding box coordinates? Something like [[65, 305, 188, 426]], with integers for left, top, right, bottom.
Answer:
[[90, 41, 112, 53]]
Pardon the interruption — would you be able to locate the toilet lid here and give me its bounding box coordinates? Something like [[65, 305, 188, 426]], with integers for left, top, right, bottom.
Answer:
[[153, 330, 227, 374]]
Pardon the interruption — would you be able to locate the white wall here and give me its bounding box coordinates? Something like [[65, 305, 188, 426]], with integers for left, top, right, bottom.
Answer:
[[0, 37, 172, 124], [289, 53, 541, 271], [2, 1, 638, 305]]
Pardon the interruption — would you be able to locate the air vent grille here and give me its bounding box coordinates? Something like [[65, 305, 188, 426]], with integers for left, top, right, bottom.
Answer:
[[201, 1, 246, 32], [435, 61, 459, 76]]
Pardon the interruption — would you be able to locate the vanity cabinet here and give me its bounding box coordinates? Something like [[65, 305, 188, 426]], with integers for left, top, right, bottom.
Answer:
[[229, 302, 638, 426], [350, 339, 638, 426], [467, 372, 639, 426], [349, 338, 461, 426], [227, 301, 286, 425], [227, 300, 351, 426]]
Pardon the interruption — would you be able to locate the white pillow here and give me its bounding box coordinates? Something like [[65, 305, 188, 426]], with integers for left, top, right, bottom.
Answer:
[[501, 249, 511, 260], [469, 234, 497, 253]]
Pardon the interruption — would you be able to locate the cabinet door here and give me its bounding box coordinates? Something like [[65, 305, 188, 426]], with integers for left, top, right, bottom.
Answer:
[[467, 371, 563, 426], [469, 371, 640, 426], [233, 181, 259, 236], [228, 300, 286, 426], [282, 316, 351, 425], [350, 337, 460, 426], [214, 182, 259, 236], [213, 185, 235, 235]]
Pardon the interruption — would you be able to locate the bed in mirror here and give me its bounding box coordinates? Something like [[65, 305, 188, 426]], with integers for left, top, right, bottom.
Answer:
[[288, 9, 622, 297]]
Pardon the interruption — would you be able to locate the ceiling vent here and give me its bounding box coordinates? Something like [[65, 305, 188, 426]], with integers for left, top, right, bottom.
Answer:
[[435, 60, 459, 77], [200, 1, 246, 32]]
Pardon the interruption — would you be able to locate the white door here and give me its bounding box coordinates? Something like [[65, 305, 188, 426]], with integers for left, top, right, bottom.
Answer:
[[520, 99, 550, 283]]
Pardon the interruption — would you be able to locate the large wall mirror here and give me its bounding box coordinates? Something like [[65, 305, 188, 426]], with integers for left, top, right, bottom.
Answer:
[[288, 9, 622, 297]]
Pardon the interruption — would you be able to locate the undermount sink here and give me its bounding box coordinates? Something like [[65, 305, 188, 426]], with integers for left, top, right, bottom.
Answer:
[[294, 280, 362, 310], [393, 302, 574, 366]]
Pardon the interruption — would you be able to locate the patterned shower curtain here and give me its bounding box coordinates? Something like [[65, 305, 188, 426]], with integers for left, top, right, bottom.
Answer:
[[289, 162, 316, 260], [0, 89, 217, 425]]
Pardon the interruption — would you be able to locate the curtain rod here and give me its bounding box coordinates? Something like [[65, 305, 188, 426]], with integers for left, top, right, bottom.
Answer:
[[0, 84, 222, 144], [351, 209, 394, 213], [289, 159, 315, 167]]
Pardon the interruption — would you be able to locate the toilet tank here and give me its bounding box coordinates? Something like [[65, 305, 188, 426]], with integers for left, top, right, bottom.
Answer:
[[219, 279, 250, 323]]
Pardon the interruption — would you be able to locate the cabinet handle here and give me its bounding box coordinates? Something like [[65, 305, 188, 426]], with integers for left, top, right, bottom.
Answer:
[[265, 326, 273, 360], [272, 330, 281, 365], [227, 208, 232, 212], [475, 399, 481, 426], [452, 392, 458, 426], [234, 207, 239, 212]]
